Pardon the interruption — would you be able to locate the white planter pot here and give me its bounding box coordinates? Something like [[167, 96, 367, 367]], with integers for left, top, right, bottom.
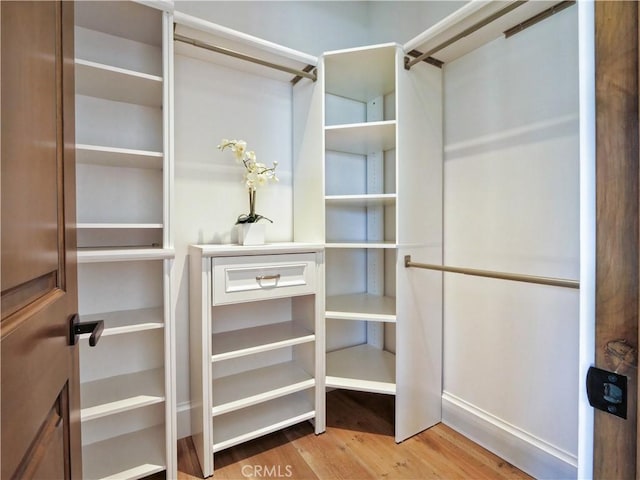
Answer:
[[237, 223, 266, 245]]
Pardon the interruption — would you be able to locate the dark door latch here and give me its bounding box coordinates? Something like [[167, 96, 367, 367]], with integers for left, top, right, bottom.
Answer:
[[68, 313, 104, 347], [586, 366, 627, 419]]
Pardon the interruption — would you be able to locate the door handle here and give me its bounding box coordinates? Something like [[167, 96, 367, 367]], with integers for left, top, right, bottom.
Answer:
[[68, 313, 104, 347]]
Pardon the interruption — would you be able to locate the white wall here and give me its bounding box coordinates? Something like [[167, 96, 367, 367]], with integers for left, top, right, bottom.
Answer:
[[174, 1, 370, 55], [174, 1, 465, 55], [441, 6, 580, 478], [173, 54, 295, 434], [368, 1, 466, 46]]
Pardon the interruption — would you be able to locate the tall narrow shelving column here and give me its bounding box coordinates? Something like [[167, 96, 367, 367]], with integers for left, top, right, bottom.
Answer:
[[73, 1, 176, 478], [322, 44, 443, 442], [323, 45, 398, 399]]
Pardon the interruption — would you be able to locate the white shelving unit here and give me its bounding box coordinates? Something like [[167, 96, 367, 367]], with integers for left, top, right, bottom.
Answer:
[[82, 426, 166, 480], [81, 368, 165, 422], [76, 144, 164, 170], [326, 293, 396, 322], [75, 58, 163, 107], [322, 42, 398, 415], [190, 243, 325, 477], [211, 362, 315, 416], [319, 43, 444, 442], [212, 392, 316, 453], [74, 1, 175, 478], [325, 194, 397, 207], [77, 248, 175, 263], [326, 344, 396, 394], [211, 322, 315, 362], [325, 121, 397, 153]]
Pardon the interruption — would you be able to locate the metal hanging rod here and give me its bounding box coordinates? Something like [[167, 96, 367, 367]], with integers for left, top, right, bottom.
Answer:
[[404, 0, 527, 70], [503, 1, 575, 38], [174, 33, 317, 83], [404, 255, 579, 289]]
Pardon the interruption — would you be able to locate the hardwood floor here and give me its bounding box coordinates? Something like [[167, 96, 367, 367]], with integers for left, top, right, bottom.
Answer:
[[177, 390, 532, 479]]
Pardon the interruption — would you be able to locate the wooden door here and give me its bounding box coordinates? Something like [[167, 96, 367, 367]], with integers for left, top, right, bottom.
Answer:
[[594, 1, 639, 478], [1, 2, 81, 478]]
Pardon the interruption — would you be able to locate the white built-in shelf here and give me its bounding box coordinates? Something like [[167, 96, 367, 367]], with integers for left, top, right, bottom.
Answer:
[[78, 223, 164, 230], [326, 344, 396, 395], [211, 322, 314, 363], [212, 392, 315, 453], [192, 242, 325, 257], [76, 144, 163, 170], [212, 362, 314, 417], [80, 368, 165, 422], [325, 194, 396, 208], [76, 225, 163, 251], [77, 247, 174, 263], [323, 44, 396, 103], [82, 425, 165, 480], [325, 121, 396, 155], [79, 307, 164, 338], [75, 1, 162, 47], [75, 59, 162, 107], [325, 241, 397, 249], [326, 293, 396, 322]]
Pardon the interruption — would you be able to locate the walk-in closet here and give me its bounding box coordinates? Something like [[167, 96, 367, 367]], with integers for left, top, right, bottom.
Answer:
[[69, 0, 594, 478]]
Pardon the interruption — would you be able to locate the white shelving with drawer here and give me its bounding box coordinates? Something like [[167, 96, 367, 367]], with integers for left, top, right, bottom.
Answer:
[[190, 243, 325, 477]]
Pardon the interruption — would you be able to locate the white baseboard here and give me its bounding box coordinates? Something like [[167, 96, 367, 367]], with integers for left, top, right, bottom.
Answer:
[[177, 401, 192, 440], [442, 392, 577, 480]]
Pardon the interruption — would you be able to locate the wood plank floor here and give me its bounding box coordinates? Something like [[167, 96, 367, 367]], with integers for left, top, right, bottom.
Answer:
[[177, 390, 532, 480]]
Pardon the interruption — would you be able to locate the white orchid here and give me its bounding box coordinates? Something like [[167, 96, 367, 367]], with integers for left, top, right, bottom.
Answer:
[[232, 140, 246, 161], [218, 139, 279, 223]]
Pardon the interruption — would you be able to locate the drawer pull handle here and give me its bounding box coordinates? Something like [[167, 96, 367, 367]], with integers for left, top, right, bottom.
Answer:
[[256, 273, 281, 286]]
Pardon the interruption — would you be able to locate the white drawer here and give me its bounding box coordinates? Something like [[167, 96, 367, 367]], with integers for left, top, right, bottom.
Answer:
[[212, 253, 316, 305]]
